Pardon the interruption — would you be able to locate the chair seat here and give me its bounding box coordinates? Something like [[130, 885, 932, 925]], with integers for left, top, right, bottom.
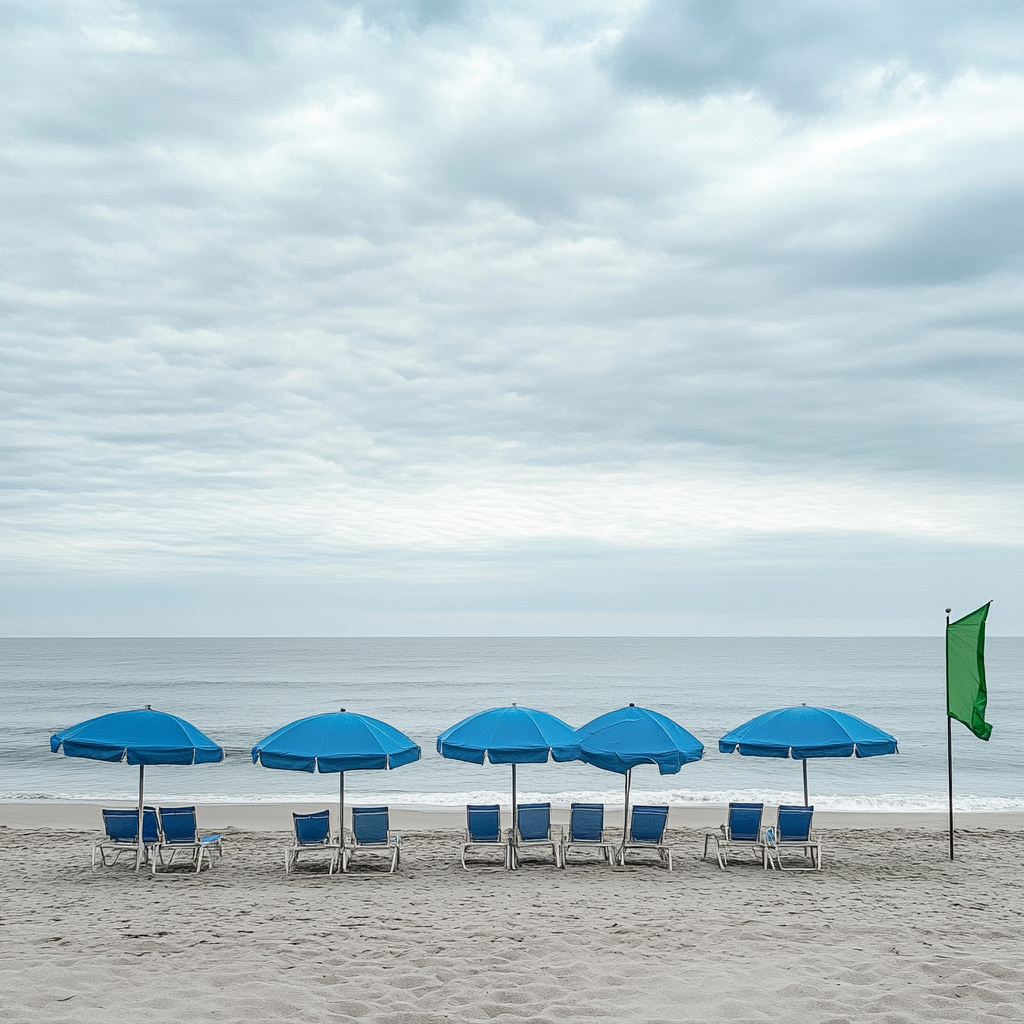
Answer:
[[461, 804, 509, 869], [154, 806, 223, 874], [511, 803, 561, 868], [93, 808, 161, 870], [346, 807, 401, 873], [764, 806, 822, 871], [285, 810, 342, 875], [703, 803, 766, 870], [622, 805, 673, 870], [561, 803, 614, 867]]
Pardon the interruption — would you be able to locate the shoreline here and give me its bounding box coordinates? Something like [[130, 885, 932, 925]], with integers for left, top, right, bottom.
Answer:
[[3, 799, 1022, 832]]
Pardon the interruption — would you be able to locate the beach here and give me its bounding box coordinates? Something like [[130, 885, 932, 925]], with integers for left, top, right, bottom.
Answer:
[[2, 805, 1022, 1023]]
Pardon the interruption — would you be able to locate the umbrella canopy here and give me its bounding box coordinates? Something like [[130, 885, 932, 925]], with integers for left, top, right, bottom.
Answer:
[[437, 705, 580, 764], [252, 710, 420, 872], [719, 705, 898, 805], [50, 707, 224, 765], [719, 706, 898, 759], [575, 704, 704, 863], [50, 706, 224, 870], [575, 704, 704, 775], [436, 705, 579, 868], [252, 711, 421, 773]]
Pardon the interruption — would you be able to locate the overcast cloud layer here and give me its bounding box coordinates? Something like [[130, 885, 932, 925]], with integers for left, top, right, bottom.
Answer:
[[2, 1, 1022, 635]]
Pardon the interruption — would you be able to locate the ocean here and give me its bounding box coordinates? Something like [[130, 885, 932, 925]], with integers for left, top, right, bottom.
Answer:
[[2, 637, 1021, 812]]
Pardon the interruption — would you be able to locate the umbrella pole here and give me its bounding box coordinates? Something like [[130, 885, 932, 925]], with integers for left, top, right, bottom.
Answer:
[[620, 768, 631, 866], [339, 771, 346, 873], [802, 759, 809, 807], [135, 764, 145, 872], [510, 764, 518, 870]]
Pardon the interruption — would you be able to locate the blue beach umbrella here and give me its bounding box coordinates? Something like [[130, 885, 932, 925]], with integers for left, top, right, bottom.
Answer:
[[719, 705, 898, 806], [436, 705, 580, 846], [252, 709, 420, 865], [50, 706, 224, 869], [575, 704, 704, 857]]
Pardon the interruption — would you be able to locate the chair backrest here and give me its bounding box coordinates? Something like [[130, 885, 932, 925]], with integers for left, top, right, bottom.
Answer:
[[159, 806, 199, 844], [353, 806, 389, 845], [294, 810, 331, 846], [629, 804, 669, 844], [727, 802, 764, 842], [776, 805, 813, 842], [569, 802, 605, 842], [467, 804, 501, 841], [141, 806, 160, 844], [103, 807, 159, 844], [516, 802, 551, 841]]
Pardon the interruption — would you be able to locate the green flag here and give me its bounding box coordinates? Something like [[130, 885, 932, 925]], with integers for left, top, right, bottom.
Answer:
[[946, 602, 993, 741]]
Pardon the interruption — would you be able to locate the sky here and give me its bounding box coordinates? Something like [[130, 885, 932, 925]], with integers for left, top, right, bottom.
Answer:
[[2, 0, 1022, 636]]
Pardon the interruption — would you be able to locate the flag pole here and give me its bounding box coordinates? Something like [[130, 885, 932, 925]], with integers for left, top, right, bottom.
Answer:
[[945, 607, 954, 861]]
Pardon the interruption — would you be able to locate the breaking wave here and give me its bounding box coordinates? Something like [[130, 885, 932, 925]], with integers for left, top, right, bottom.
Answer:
[[3, 788, 1021, 813]]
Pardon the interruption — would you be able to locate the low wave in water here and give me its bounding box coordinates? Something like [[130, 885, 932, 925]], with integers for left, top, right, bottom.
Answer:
[[4, 789, 1021, 813]]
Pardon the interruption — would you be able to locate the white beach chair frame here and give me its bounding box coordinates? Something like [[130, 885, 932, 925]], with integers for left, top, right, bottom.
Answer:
[[92, 808, 160, 871], [510, 823, 564, 869], [560, 832, 615, 867], [621, 806, 673, 870], [152, 807, 223, 874], [764, 827, 823, 871], [344, 807, 403, 874], [620, 836, 674, 870], [285, 812, 343, 875], [460, 805, 510, 870], [560, 804, 615, 868], [703, 826, 769, 870], [92, 833, 159, 870]]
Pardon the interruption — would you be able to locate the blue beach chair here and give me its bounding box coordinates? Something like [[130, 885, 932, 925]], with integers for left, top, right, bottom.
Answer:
[[511, 802, 562, 868], [765, 805, 822, 871], [154, 805, 223, 874], [345, 806, 401, 873], [460, 804, 508, 869], [285, 809, 342, 875], [703, 802, 765, 870], [621, 804, 673, 870], [560, 802, 614, 866], [93, 807, 160, 870]]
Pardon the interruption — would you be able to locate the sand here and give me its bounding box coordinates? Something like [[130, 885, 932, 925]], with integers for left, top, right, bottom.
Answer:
[[2, 805, 1022, 1023]]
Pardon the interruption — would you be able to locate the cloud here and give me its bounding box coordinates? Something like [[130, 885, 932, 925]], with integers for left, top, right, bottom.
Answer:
[[608, 0, 1024, 112], [0, 2, 1021, 631]]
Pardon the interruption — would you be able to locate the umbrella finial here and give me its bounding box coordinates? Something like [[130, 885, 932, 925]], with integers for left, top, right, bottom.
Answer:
[[629, 702, 635, 707], [144, 704, 151, 710], [340, 708, 346, 713]]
